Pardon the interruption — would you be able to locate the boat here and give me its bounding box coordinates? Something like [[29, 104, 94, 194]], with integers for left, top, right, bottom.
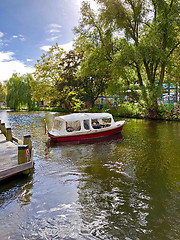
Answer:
[[47, 113, 125, 142]]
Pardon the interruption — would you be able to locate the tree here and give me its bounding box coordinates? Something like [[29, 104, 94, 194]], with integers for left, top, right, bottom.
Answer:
[[6, 73, 33, 110], [76, 50, 111, 107], [32, 44, 65, 105], [95, 0, 180, 118], [55, 49, 84, 109], [0, 83, 6, 103], [23, 73, 34, 110], [74, 1, 114, 107], [33, 44, 83, 110]]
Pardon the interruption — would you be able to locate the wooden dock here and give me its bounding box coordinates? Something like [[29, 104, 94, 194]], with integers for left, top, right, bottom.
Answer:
[[0, 122, 34, 182]]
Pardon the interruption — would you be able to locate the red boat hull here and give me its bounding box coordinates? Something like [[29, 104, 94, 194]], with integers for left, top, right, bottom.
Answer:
[[49, 124, 124, 142]]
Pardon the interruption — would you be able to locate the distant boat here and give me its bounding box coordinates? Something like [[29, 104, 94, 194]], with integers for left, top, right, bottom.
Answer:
[[47, 113, 125, 142]]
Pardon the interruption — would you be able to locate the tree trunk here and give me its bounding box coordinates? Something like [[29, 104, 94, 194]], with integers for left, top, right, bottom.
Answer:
[[147, 101, 159, 119]]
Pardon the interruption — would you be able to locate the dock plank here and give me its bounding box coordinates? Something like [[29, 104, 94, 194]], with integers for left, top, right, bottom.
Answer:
[[0, 132, 18, 170], [0, 161, 34, 181], [0, 131, 34, 181]]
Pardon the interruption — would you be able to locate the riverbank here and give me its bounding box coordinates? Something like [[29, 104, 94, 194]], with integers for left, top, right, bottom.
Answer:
[[108, 102, 180, 121], [1, 102, 180, 121]]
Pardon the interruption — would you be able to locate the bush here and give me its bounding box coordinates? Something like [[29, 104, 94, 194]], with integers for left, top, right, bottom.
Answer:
[[157, 103, 180, 120], [33, 106, 69, 113], [109, 102, 144, 118]]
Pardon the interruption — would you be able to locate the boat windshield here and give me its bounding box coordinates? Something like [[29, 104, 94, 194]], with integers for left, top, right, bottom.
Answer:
[[91, 117, 112, 129], [53, 119, 63, 131], [102, 117, 111, 126]]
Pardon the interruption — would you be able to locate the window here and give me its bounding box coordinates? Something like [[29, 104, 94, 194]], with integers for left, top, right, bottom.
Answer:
[[91, 118, 112, 129], [53, 119, 63, 131], [66, 120, 81, 132], [102, 118, 111, 127], [84, 120, 90, 130], [91, 119, 101, 129]]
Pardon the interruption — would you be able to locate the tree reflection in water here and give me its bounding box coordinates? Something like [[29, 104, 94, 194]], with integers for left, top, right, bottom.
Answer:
[[0, 111, 179, 240]]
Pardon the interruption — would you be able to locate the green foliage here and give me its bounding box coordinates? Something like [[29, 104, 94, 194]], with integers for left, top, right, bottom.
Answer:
[[73, 100, 84, 112], [6, 73, 33, 111], [32, 106, 69, 113], [87, 106, 101, 113], [157, 103, 180, 120], [33, 44, 84, 109], [0, 83, 6, 103], [29, 0, 180, 120], [93, 0, 180, 118], [109, 102, 144, 118], [32, 44, 65, 105], [74, 1, 114, 107]]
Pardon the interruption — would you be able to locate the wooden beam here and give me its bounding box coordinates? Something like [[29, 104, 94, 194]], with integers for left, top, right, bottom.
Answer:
[[0, 161, 34, 181]]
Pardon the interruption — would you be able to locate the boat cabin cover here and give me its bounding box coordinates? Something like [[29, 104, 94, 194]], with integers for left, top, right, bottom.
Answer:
[[52, 113, 116, 135]]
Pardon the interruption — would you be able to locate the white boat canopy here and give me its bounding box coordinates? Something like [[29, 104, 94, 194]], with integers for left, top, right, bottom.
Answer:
[[54, 113, 114, 122]]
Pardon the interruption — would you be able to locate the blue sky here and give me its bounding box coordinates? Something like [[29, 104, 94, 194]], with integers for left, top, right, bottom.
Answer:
[[0, 0, 96, 83]]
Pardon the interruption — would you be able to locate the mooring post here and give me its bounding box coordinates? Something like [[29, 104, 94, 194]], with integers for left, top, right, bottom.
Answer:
[[18, 145, 29, 164], [0, 120, 1, 131], [23, 135, 32, 158], [6, 127, 13, 141], [1, 123, 6, 136]]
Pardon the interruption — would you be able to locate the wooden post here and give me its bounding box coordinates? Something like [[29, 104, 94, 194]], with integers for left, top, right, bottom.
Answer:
[[0, 120, 1, 131], [23, 135, 32, 158], [1, 123, 6, 136], [18, 145, 29, 164], [6, 127, 13, 141]]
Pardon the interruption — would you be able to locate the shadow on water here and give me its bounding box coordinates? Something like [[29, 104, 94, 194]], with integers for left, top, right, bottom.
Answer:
[[0, 175, 34, 208]]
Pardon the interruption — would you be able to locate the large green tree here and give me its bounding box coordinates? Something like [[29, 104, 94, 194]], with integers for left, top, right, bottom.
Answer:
[[6, 73, 33, 110], [76, 50, 111, 107], [96, 0, 180, 118], [33, 44, 83, 110], [32, 44, 65, 105], [76, 0, 180, 117], [74, 1, 115, 107]]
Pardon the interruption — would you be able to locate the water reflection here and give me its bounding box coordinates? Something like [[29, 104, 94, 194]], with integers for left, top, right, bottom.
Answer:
[[0, 111, 179, 239], [0, 175, 33, 208], [71, 142, 151, 239]]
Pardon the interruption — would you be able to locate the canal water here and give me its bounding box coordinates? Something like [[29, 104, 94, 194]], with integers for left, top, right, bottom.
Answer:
[[0, 111, 179, 240]]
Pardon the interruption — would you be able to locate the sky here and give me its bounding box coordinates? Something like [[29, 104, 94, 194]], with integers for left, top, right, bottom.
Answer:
[[0, 0, 97, 83]]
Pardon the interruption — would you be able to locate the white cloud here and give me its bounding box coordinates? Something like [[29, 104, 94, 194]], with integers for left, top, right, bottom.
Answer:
[[47, 36, 60, 42], [48, 29, 61, 33], [12, 34, 25, 41], [0, 32, 4, 38], [48, 24, 62, 29], [19, 34, 25, 41], [0, 32, 6, 48], [40, 41, 74, 52], [46, 23, 62, 43], [0, 51, 14, 61], [0, 51, 34, 83], [26, 58, 33, 62], [60, 41, 73, 52], [40, 45, 51, 51]]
